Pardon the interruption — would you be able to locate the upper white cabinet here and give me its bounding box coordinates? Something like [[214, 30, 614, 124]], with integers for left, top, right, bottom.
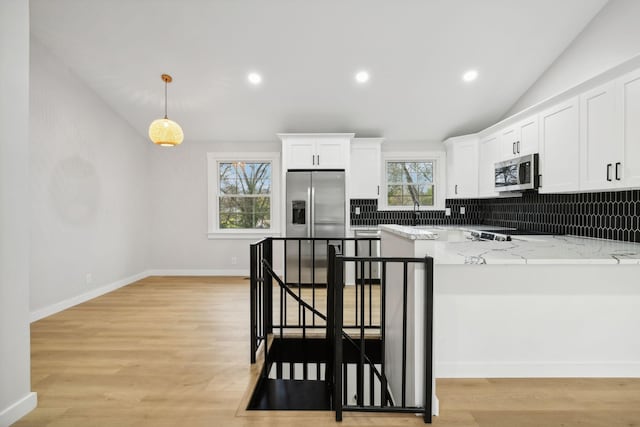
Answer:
[[539, 97, 580, 194], [478, 133, 501, 198], [616, 68, 640, 188], [580, 82, 619, 191], [280, 134, 352, 170], [500, 115, 539, 159], [444, 135, 478, 199], [350, 138, 382, 199]]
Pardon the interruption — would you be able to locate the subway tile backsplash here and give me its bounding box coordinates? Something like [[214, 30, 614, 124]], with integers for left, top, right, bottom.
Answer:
[[350, 189, 640, 243]]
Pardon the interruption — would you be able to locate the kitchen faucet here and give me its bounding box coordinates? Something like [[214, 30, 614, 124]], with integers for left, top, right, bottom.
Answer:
[[413, 200, 420, 226]]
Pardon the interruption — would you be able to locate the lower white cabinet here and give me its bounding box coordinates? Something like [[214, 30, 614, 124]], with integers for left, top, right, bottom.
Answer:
[[539, 97, 580, 194], [350, 139, 382, 199], [444, 135, 478, 199]]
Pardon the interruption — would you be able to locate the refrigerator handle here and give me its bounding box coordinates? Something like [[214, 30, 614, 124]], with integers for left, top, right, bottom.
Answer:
[[306, 187, 311, 238], [310, 186, 315, 238]]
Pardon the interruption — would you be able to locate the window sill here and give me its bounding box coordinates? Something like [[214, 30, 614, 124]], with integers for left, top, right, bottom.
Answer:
[[207, 230, 281, 240]]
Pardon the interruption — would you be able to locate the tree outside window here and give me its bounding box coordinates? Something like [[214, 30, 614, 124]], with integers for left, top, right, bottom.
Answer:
[[218, 161, 272, 229], [386, 161, 434, 206]]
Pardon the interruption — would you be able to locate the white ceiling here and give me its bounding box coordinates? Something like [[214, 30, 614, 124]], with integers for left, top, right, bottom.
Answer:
[[30, 0, 608, 143]]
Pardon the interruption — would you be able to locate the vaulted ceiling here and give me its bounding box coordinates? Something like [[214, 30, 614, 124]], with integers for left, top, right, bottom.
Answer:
[[30, 0, 608, 142]]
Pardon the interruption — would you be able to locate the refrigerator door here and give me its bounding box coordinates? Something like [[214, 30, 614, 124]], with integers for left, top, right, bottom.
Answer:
[[311, 171, 346, 284], [286, 172, 312, 285]]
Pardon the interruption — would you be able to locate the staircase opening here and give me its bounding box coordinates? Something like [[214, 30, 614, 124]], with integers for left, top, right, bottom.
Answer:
[[248, 237, 434, 423]]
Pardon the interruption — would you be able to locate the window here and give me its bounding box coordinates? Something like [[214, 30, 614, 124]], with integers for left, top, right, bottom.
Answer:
[[381, 152, 445, 210], [386, 160, 434, 207], [208, 153, 280, 237]]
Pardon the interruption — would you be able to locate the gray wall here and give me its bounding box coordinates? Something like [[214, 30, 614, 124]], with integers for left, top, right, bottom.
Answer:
[[29, 39, 150, 315], [0, 0, 35, 424]]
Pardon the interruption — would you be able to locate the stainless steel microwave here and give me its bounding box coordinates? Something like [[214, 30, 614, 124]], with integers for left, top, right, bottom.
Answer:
[[494, 153, 539, 192]]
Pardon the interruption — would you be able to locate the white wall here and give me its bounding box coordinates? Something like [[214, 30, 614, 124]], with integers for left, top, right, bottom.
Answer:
[[507, 0, 640, 115], [29, 39, 150, 318], [0, 1, 37, 425], [148, 141, 280, 274]]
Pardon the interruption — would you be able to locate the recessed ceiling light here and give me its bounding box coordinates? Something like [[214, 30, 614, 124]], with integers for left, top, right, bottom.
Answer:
[[355, 70, 370, 84], [247, 72, 262, 85], [462, 69, 478, 82]]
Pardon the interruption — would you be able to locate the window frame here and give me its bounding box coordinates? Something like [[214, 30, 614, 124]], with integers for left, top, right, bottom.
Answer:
[[207, 152, 281, 238], [379, 151, 446, 211]]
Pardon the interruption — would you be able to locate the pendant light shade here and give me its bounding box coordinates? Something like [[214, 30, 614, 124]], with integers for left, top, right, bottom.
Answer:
[[149, 74, 184, 147]]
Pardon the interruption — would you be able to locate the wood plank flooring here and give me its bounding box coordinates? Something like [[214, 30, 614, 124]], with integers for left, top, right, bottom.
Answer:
[[13, 276, 640, 427]]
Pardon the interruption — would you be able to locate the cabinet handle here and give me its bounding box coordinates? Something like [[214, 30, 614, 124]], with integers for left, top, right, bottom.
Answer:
[[615, 162, 621, 181], [538, 174, 542, 188], [512, 142, 516, 155], [455, 184, 458, 195], [312, 155, 315, 165], [606, 163, 612, 182], [517, 141, 520, 153], [317, 154, 320, 165], [377, 185, 380, 196]]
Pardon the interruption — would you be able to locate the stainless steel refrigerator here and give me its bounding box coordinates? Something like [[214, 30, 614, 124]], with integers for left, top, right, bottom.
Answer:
[[286, 171, 345, 286]]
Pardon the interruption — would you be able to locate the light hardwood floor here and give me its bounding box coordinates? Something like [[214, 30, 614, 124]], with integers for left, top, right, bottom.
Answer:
[[14, 276, 640, 427]]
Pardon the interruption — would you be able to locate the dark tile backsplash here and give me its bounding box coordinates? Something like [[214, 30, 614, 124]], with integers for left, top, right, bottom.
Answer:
[[350, 189, 640, 243]]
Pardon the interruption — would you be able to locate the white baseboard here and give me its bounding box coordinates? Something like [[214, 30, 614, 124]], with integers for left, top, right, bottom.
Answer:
[[30, 271, 149, 323], [146, 269, 249, 277], [0, 392, 37, 427], [436, 361, 640, 378]]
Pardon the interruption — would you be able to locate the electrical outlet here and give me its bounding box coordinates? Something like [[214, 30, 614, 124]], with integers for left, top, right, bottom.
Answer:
[[355, 207, 361, 215], [460, 206, 466, 215], [445, 207, 451, 216], [231, 257, 238, 265], [85, 273, 93, 285]]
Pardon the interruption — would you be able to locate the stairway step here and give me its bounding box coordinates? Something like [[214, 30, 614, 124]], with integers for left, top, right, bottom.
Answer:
[[248, 378, 331, 410]]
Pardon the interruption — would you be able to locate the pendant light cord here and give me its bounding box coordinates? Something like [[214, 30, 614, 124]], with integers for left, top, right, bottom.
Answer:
[[164, 79, 168, 119]]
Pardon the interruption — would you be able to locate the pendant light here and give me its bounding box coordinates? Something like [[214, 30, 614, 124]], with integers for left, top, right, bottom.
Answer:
[[148, 74, 184, 147]]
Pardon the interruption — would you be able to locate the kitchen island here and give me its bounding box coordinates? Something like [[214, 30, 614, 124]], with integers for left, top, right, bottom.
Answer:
[[380, 224, 640, 411]]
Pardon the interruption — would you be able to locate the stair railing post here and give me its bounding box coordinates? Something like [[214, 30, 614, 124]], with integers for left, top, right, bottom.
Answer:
[[333, 246, 344, 422], [264, 238, 273, 336], [250, 243, 257, 364], [423, 256, 434, 424]]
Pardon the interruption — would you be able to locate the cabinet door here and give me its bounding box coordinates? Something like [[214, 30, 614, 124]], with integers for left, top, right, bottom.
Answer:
[[617, 68, 640, 188], [580, 83, 619, 191], [539, 97, 580, 193], [500, 126, 519, 159], [287, 141, 315, 169], [350, 142, 381, 199], [518, 115, 539, 156], [454, 139, 478, 198], [316, 141, 347, 169], [478, 134, 500, 197]]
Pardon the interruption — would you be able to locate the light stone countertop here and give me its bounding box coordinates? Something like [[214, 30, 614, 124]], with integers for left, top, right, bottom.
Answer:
[[379, 224, 640, 265]]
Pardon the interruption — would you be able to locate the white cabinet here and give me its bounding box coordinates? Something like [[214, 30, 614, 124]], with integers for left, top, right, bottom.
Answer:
[[500, 115, 539, 159], [616, 68, 640, 188], [580, 82, 619, 191], [350, 139, 382, 199], [478, 133, 501, 198], [444, 135, 478, 199], [539, 97, 580, 193], [280, 134, 352, 170]]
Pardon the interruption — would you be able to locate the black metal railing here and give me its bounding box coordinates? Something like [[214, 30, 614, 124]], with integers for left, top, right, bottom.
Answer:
[[328, 245, 434, 423], [249, 237, 434, 423], [249, 236, 381, 362]]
